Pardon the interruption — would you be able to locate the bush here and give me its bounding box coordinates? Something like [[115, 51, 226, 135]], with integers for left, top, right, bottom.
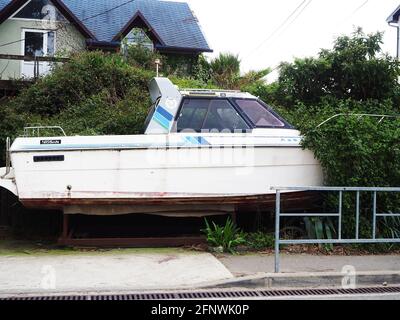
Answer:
[[125, 44, 164, 71], [170, 76, 217, 90], [202, 218, 246, 254], [275, 29, 400, 108], [279, 98, 400, 239], [244, 232, 274, 251], [0, 51, 154, 165], [8, 51, 152, 117]]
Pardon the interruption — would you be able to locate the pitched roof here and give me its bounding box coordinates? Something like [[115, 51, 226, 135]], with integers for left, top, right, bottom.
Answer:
[[0, 0, 212, 52], [387, 5, 400, 24], [0, 0, 9, 11]]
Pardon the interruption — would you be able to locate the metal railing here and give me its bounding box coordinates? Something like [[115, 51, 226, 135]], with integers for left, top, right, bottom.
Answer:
[[0, 54, 69, 80], [316, 114, 400, 129], [23, 126, 66, 137], [273, 186, 400, 273], [1, 137, 11, 178]]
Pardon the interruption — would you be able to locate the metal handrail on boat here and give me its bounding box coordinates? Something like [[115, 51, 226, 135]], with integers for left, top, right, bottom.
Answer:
[[1, 137, 11, 178], [180, 88, 241, 93], [316, 113, 400, 129], [23, 126, 67, 137]]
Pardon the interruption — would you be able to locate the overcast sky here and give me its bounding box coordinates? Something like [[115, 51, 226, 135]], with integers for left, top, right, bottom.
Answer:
[[178, 0, 399, 76]]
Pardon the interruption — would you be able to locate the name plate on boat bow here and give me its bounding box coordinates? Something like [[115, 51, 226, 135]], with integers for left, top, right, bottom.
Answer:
[[40, 139, 62, 145]]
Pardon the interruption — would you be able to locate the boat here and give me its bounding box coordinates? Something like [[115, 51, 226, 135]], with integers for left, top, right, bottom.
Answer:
[[0, 77, 323, 217]]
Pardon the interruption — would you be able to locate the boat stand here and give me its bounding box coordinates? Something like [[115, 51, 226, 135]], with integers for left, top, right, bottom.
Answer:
[[57, 214, 212, 248]]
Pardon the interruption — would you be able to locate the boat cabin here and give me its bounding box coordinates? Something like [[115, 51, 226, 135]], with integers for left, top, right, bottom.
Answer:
[[145, 78, 293, 135]]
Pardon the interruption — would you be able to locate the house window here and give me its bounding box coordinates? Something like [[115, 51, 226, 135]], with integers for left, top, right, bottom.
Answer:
[[123, 28, 154, 51], [13, 0, 64, 21], [21, 29, 56, 78], [176, 99, 250, 133], [24, 31, 45, 57], [23, 30, 55, 57]]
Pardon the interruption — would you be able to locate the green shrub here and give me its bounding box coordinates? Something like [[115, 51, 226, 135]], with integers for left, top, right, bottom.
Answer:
[[202, 218, 246, 254], [281, 99, 400, 239], [170, 76, 217, 90], [244, 232, 274, 251], [125, 44, 164, 71], [0, 51, 154, 166], [271, 28, 400, 242], [8, 51, 152, 116], [275, 29, 400, 108]]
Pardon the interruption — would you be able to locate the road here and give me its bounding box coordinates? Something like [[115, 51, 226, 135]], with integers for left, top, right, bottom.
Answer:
[[266, 293, 400, 300]]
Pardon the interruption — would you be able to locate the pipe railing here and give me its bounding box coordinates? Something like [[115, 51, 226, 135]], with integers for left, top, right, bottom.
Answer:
[[1, 137, 11, 179], [272, 186, 400, 273], [316, 114, 400, 129]]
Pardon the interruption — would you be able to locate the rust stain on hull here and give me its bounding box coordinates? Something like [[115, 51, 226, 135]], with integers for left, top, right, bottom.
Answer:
[[21, 192, 320, 211]]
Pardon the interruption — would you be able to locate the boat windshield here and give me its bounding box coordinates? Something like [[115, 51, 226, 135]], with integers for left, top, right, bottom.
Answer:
[[176, 98, 250, 133], [234, 99, 286, 128]]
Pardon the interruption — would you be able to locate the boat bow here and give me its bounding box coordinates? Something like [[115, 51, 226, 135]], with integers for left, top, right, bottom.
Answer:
[[0, 167, 18, 196]]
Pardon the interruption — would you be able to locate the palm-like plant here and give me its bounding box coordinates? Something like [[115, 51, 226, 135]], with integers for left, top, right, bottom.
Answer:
[[210, 53, 241, 89], [209, 53, 271, 90], [202, 218, 246, 254]]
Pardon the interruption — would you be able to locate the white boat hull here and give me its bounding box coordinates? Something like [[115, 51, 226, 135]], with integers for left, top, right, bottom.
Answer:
[[3, 131, 323, 213], [10, 147, 321, 204]]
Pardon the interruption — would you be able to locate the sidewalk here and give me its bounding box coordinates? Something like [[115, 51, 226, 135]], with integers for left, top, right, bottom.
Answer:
[[207, 254, 400, 290], [0, 251, 399, 297], [0, 251, 233, 296], [218, 254, 400, 276]]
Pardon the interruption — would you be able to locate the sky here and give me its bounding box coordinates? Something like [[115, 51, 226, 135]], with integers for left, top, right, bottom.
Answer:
[[177, 0, 400, 78]]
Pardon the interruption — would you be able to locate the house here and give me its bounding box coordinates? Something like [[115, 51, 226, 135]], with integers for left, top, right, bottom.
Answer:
[[387, 5, 400, 58], [0, 0, 212, 79]]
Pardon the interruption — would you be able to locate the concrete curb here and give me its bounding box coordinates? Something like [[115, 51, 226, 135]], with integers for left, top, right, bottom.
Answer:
[[196, 271, 400, 289], [1, 272, 399, 298]]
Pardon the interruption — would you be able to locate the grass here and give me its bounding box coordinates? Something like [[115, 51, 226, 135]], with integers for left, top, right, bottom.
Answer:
[[0, 239, 195, 257]]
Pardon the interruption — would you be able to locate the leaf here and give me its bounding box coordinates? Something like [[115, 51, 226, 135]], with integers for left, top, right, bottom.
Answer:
[[315, 219, 324, 240]]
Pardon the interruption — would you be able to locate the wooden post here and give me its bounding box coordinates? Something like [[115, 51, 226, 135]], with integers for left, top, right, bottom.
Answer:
[[34, 56, 39, 80], [231, 208, 237, 225], [0, 189, 4, 225], [62, 214, 69, 240]]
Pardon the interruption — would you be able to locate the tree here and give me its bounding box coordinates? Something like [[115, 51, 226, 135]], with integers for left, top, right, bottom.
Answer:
[[209, 53, 241, 89], [207, 53, 271, 90], [276, 28, 400, 107]]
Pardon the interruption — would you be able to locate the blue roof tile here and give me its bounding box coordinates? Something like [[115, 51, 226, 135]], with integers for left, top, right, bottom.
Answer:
[[0, 0, 211, 51], [0, 0, 10, 11], [63, 0, 211, 51]]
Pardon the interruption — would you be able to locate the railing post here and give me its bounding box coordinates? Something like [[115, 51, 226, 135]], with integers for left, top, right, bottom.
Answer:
[[1, 137, 11, 178], [373, 191, 377, 239], [275, 190, 281, 273], [33, 55, 37, 80], [356, 191, 360, 240], [338, 191, 343, 240]]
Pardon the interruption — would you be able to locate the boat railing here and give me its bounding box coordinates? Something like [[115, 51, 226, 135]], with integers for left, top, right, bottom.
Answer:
[[180, 88, 241, 93], [180, 88, 242, 97], [316, 113, 400, 129], [1, 137, 11, 178], [23, 126, 67, 137]]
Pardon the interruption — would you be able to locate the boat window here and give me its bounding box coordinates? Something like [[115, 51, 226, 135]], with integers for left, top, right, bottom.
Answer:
[[177, 99, 209, 132], [176, 99, 250, 132], [234, 99, 285, 128]]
